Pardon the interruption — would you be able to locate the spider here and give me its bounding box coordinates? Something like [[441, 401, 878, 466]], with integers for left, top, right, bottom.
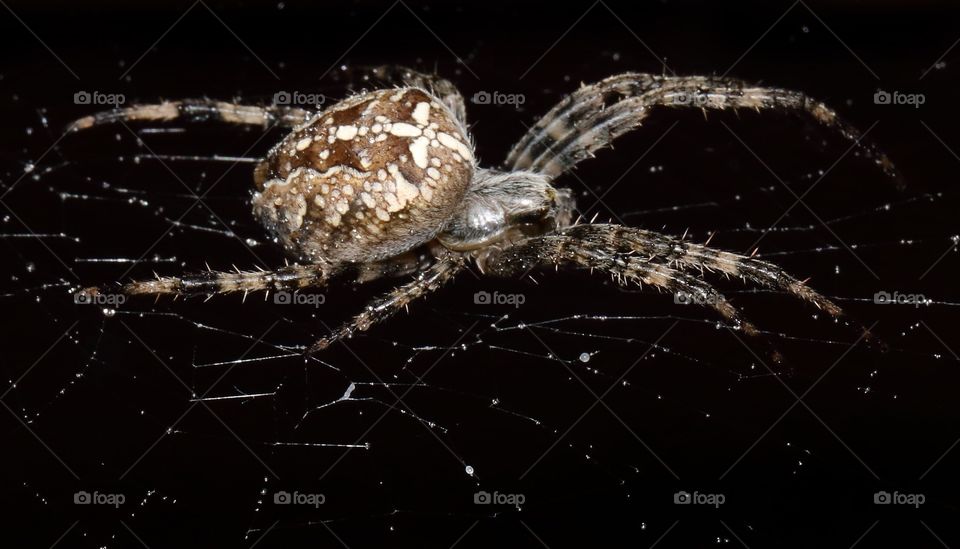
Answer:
[[71, 66, 897, 353]]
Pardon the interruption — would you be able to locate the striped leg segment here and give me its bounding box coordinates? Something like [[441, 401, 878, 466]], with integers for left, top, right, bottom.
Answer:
[[66, 99, 314, 133], [308, 256, 465, 353], [548, 224, 842, 318], [75, 263, 332, 302], [507, 73, 900, 185], [478, 229, 759, 336]]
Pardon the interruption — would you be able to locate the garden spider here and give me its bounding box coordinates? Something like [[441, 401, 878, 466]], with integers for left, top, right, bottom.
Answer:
[[72, 66, 897, 353]]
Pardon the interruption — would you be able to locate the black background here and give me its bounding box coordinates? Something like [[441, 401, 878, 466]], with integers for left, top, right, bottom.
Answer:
[[2, 0, 959, 547]]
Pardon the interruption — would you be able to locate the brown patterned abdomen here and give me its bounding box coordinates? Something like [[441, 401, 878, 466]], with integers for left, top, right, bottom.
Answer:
[[252, 87, 474, 265]]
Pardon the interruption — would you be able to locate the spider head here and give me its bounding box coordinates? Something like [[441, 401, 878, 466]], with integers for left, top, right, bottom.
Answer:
[[437, 169, 575, 251], [250, 87, 475, 265]]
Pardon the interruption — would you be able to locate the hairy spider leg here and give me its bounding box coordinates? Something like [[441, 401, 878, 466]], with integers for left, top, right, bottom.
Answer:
[[477, 228, 760, 336], [65, 99, 313, 133], [78, 250, 433, 302], [308, 255, 466, 353], [560, 224, 844, 317], [507, 73, 900, 186]]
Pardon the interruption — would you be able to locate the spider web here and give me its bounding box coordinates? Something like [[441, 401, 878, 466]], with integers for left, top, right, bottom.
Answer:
[[3, 7, 960, 548]]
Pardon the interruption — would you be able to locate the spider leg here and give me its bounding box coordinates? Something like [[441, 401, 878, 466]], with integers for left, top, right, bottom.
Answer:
[[78, 250, 434, 301], [507, 73, 899, 185], [519, 224, 841, 317], [478, 230, 760, 336], [368, 65, 467, 130], [65, 99, 313, 133], [610, 225, 844, 317], [76, 263, 333, 301], [308, 255, 466, 353]]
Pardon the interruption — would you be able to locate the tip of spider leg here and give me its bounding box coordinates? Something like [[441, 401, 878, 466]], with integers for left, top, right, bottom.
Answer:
[[740, 320, 760, 338], [769, 349, 784, 365], [306, 339, 332, 354]]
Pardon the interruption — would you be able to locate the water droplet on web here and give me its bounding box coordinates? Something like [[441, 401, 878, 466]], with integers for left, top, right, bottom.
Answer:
[[25, 262, 35, 273], [464, 465, 474, 476], [579, 352, 590, 363]]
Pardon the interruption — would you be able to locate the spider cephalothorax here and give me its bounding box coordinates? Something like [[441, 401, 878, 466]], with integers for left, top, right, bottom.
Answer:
[[71, 66, 896, 352]]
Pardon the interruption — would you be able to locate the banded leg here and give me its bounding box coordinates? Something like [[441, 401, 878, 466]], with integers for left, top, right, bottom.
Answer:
[[66, 99, 314, 133], [477, 231, 759, 335], [77, 263, 334, 301], [543, 224, 842, 317], [78, 249, 434, 301], [368, 65, 468, 131], [507, 73, 899, 185], [309, 255, 466, 353]]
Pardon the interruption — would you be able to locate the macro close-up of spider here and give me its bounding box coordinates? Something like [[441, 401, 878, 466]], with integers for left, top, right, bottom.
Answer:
[[74, 67, 896, 352], [4, 1, 959, 547]]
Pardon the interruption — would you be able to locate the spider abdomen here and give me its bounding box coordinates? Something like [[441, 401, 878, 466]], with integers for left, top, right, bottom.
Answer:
[[252, 87, 474, 265]]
